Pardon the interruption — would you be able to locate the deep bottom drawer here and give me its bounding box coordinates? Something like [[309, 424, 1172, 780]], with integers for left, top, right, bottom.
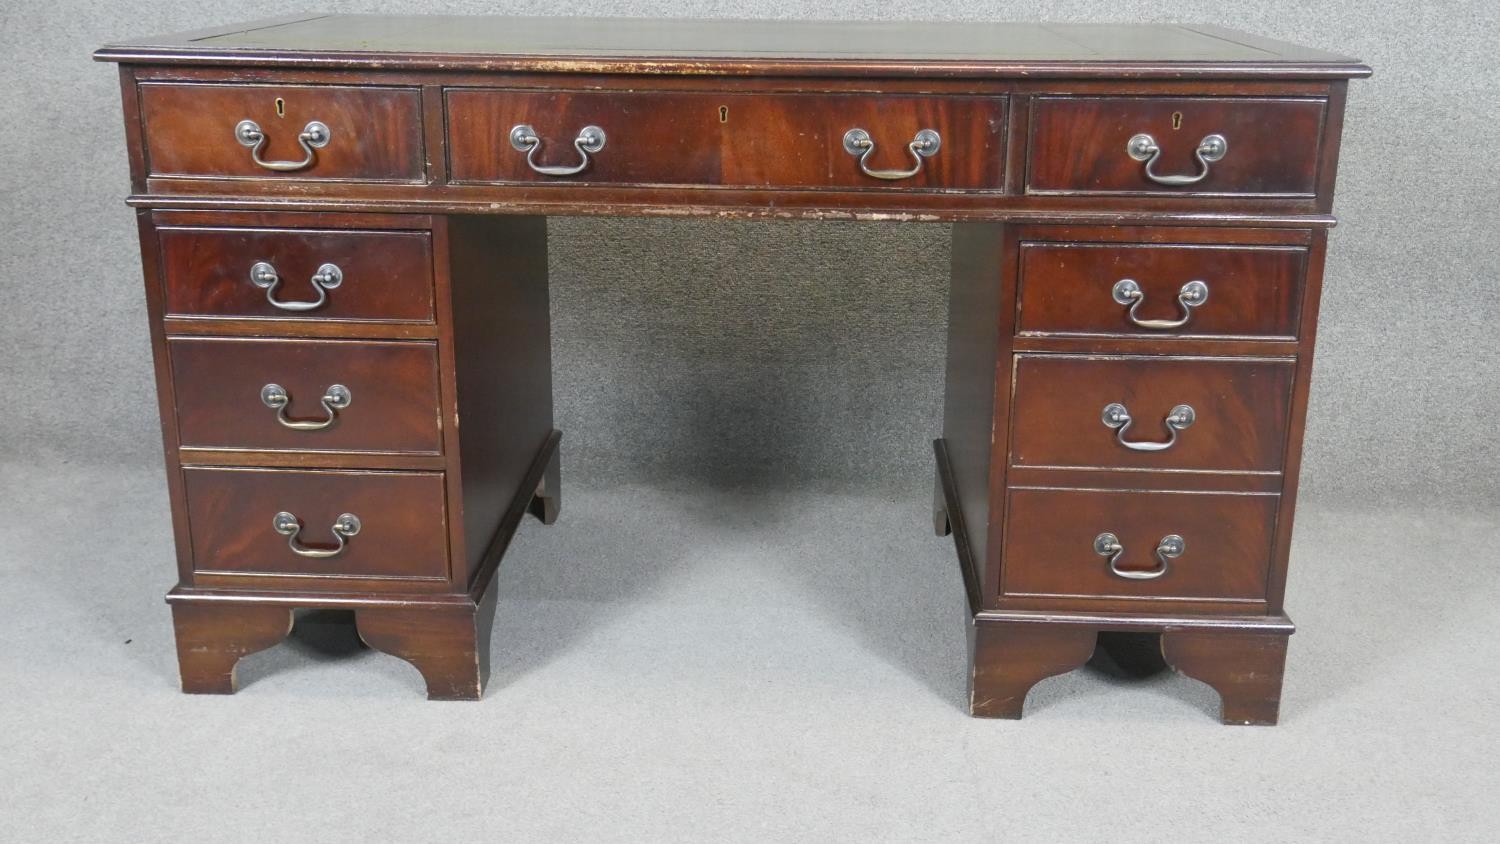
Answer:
[[1002, 487, 1278, 602], [183, 467, 449, 581]]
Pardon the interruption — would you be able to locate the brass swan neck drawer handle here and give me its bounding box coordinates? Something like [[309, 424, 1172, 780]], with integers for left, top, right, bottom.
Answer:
[[1094, 532, 1184, 580], [1112, 279, 1209, 329], [1101, 402, 1195, 451], [260, 383, 351, 431], [273, 511, 361, 559], [510, 124, 607, 176], [250, 261, 342, 312], [1126, 132, 1227, 186], [842, 128, 942, 180], [235, 119, 330, 172]]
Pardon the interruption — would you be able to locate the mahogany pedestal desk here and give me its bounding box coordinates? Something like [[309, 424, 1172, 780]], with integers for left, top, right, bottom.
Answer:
[[96, 16, 1368, 723]]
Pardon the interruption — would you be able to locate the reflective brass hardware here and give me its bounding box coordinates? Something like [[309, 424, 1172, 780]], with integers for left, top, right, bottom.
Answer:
[[249, 261, 342, 311], [235, 119, 330, 172], [275, 97, 286, 118], [1093, 532, 1183, 580], [260, 383, 351, 431], [1101, 402, 1195, 451], [842, 128, 942, 180], [1111, 278, 1209, 329], [273, 511, 361, 559], [509, 124, 607, 176], [1126, 132, 1227, 186], [1171, 111, 1183, 130], [719, 105, 729, 123]]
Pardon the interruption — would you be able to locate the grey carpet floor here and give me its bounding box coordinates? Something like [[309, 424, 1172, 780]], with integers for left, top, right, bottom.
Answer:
[[1, 459, 1495, 841]]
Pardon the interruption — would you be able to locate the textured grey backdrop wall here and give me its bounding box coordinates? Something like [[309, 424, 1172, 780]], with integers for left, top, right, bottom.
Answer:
[[1, 1, 1495, 506]]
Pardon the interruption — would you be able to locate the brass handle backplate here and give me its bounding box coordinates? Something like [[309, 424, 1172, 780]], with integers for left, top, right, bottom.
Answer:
[[273, 511, 362, 558], [235, 119, 330, 172]]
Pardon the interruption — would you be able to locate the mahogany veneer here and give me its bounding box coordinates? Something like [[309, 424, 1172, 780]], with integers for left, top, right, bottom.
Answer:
[[97, 16, 1367, 720]]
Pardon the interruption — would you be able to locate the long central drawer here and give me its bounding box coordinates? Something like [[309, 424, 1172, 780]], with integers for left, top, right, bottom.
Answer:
[[446, 89, 1007, 190]]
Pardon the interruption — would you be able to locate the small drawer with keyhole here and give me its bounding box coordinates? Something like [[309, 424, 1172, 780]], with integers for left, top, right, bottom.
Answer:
[[1026, 95, 1328, 197], [138, 82, 426, 181]]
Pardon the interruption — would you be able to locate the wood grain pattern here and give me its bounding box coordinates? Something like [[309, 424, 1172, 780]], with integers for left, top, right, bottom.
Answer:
[[1161, 627, 1290, 724], [170, 602, 293, 694], [969, 619, 1097, 718], [1001, 488, 1279, 603], [356, 584, 498, 700], [1027, 96, 1327, 196], [139, 82, 425, 181], [1016, 239, 1307, 339], [447, 89, 1006, 190], [940, 223, 1008, 595], [1008, 354, 1295, 473], [181, 467, 449, 581], [159, 224, 434, 323], [446, 215, 557, 587], [169, 337, 441, 454], [98, 16, 1365, 712]]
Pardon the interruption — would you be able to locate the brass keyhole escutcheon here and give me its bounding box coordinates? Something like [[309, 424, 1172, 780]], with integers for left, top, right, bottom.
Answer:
[[1171, 111, 1183, 130], [719, 105, 729, 123], [275, 97, 286, 118]]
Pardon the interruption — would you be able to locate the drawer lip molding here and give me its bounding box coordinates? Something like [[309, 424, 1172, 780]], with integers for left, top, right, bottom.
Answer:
[[158, 224, 436, 324], [138, 81, 427, 182], [1015, 240, 1309, 340], [181, 466, 451, 582], [445, 88, 1008, 191], [168, 337, 444, 456], [1025, 95, 1329, 198], [1000, 486, 1280, 604]]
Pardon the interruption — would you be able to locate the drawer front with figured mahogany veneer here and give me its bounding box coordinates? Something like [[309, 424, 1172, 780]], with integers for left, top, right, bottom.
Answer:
[[138, 83, 425, 181], [160, 226, 435, 323], [1009, 355, 1294, 473], [1002, 488, 1279, 603], [446, 89, 1006, 190], [1016, 241, 1308, 339], [1027, 96, 1327, 197], [182, 467, 449, 581], [169, 338, 442, 455]]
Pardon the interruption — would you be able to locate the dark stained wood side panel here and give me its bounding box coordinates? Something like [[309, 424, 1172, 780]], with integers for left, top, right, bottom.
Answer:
[[1016, 241, 1307, 339], [169, 337, 442, 454], [139, 82, 425, 181], [1266, 228, 1329, 614], [159, 225, 434, 323], [1027, 96, 1327, 197], [182, 467, 449, 580], [446, 215, 555, 586], [1002, 487, 1279, 603], [942, 223, 1005, 600], [1009, 355, 1295, 473], [447, 89, 1006, 190]]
